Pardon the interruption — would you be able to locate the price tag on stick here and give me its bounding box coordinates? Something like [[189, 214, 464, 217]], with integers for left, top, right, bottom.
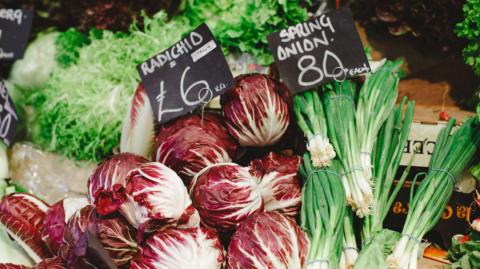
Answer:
[[138, 23, 234, 124], [0, 81, 18, 147], [267, 7, 370, 94], [0, 9, 34, 60]]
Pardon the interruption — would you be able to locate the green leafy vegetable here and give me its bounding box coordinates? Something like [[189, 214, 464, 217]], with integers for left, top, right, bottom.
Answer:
[[55, 28, 92, 67], [355, 229, 401, 269], [456, 0, 480, 76], [182, 0, 308, 65], [446, 231, 480, 269], [27, 12, 194, 162]]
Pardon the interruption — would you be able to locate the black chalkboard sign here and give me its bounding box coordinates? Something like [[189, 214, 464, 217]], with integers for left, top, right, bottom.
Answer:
[[0, 9, 34, 60], [138, 23, 234, 124], [267, 7, 370, 94], [0, 81, 17, 147]]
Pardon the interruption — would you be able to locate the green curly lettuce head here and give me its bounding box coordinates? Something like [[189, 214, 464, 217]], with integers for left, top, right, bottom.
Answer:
[[182, 0, 309, 65], [456, 0, 480, 76], [27, 12, 194, 162]]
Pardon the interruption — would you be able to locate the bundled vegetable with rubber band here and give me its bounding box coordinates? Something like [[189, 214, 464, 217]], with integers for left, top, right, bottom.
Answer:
[[362, 97, 415, 242], [356, 60, 402, 180], [323, 80, 373, 217], [294, 90, 335, 167], [387, 117, 480, 269], [300, 153, 346, 269]]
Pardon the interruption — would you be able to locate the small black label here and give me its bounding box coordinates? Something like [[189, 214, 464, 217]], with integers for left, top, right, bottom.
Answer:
[[0, 9, 34, 60], [0, 81, 17, 147], [267, 7, 370, 94], [137, 23, 234, 124]]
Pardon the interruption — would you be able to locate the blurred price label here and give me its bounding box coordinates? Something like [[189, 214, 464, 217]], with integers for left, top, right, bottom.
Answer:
[[0, 9, 34, 60], [0, 81, 18, 146]]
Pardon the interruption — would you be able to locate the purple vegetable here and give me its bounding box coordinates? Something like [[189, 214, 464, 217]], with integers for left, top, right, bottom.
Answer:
[[130, 227, 225, 269], [97, 215, 137, 266], [221, 74, 291, 147], [190, 152, 301, 233], [0, 193, 51, 263], [41, 198, 88, 255], [117, 162, 199, 235], [228, 212, 309, 269], [121, 84, 155, 158], [152, 113, 237, 186], [59, 205, 98, 268], [87, 153, 148, 216], [0, 256, 65, 269]]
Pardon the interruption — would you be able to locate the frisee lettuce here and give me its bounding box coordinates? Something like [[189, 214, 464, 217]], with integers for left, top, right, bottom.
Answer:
[[27, 12, 194, 162]]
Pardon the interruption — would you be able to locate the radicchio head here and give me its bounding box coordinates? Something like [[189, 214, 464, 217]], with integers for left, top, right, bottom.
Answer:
[[41, 198, 89, 254], [190, 152, 301, 233], [130, 227, 225, 269], [87, 153, 148, 215], [251, 153, 302, 217], [59, 205, 98, 268], [97, 215, 137, 266], [228, 212, 309, 269], [120, 84, 155, 158], [190, 163, 263, 234], [221, 74, 290, 147], [152, 113, 237, 186], [118, 162, 199, 235], [0, 193, 51, 263], [0, 256, 65, 269]]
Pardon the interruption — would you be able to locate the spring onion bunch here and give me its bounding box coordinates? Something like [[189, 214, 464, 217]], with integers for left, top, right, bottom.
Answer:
[[300, 153, 346, 269], [294, 90, 336, 167], [356, 60, 402, 180], [340, 210, 359, 269], [323, 81, 373, 217], [362, 97, 415, 242], [387, 117, 480, 269]]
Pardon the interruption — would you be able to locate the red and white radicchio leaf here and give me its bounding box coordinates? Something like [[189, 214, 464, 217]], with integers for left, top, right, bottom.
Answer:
[[41, 198, 88, 254], [0, 256, 65, 269], [152, 113, 237, 186], [87, 153, 148, 215], [190, 163, 263, 234], [121, 84, 155, 158], [252, 153, 302, 217], [130, 227, 225, 269], [118, 162, 199, 235], [228, 212, 309, 269], [221, 74, 290, 147], [59, 205, 98, 268], [0, 193, 51, 263], [97, 216, 137, 266]]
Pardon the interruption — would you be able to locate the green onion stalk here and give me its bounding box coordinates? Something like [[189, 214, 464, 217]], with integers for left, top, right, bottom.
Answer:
[[356, 60, 402, 181], [362, 98, 415, 242], [294, 90, 336, 167], [323, 80, 373, 217], [340, 209, 358, 269], [300, 153, 346, 269], [387, 117, 480, 269]]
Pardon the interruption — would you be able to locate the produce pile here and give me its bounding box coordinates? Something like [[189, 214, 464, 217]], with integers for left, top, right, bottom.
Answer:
[[1, 2, 480, 269], [2, 64, 480, 268]]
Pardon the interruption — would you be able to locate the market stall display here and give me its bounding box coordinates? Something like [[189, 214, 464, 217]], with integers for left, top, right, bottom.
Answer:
[[0, 1, 479, 269]]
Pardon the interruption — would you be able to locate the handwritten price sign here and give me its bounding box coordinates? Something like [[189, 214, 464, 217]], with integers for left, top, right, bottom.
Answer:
[[138, 23, 234, 124], [268, 7, 370, 94], [0, 81, 18, 146]]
